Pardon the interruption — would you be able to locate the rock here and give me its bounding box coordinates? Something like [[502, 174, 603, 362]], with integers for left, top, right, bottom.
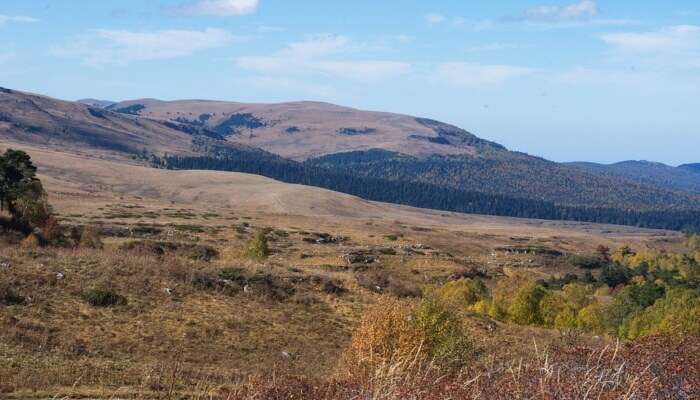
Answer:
[[342, 252, 376, 265]]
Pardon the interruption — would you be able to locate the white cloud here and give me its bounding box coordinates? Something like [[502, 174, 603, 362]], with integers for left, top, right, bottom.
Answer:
[[601, 25, 700, 69], [0, 15, 39, 25], [237, 34, 411, 82], [465, 43, 516, 52], [435, 62, 535, 86], [174, 0, 259, 16], [55, 28, 238, 66], [524, 0, 598, 22], [426, 13, 447, 25]]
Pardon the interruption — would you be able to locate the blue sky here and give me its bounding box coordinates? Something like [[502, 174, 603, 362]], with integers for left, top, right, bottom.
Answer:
[[1, 1, 699, 165]]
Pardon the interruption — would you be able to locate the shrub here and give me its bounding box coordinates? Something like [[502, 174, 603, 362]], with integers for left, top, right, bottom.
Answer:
[[340, 297, 423, 377], [539, 273, 579, 290], [321, 278, 346, 295], [82, 288, 127, 307], [219, 267, 246, 282], [0, 285, 25, 305], [507, 282, 548, 325], [436, 278, 487, 308], [13, 192, 52, 228], [600, 263, 631, 287], [246, 231, 270, 259], [20, 233, 41, 248], [191, 272, 219, 290], [79, 226, 104, 249], [568, 254, 605, 269], [413, 296, 471, 368], [619, 288, 700, 339]]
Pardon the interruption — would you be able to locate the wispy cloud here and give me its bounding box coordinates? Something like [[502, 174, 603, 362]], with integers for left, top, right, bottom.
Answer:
[[601, 25, 700, 69], [435, 62, 535, 86], [55, 28, 238, 66], [465, 43, 517, 53], [237, 34, 411, 82], [173, 0, 258, 16], [523, 0, 598, 22], [507, 1, 634, 27], [0, 15, 39, 26]]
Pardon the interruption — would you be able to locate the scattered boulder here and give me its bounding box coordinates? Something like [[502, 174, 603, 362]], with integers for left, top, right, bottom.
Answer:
[[342, 251, 376, 266]]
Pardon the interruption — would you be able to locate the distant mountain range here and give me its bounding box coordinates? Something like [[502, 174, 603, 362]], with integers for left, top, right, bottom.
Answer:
[[680, 163, 700, 174], [568, 160, 700, 194], [2, 86, 700, 231]]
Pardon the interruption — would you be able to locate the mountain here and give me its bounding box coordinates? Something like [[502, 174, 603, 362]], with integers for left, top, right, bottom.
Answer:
[[679, 163, 700, 174], [105, 97, 700, 212], [0, 87, 193, 156], [568, 160, 700, 194], [77, 98, 116, 109], [2, 86, 700, 231], [105, 98, 505, 160]]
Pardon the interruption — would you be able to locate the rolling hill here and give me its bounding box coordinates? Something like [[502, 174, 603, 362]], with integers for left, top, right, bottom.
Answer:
[[2, 86, 700, 230]]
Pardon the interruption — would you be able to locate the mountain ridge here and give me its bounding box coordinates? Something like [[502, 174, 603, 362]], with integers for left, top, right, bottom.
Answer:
[[2, 86, 700, 230]]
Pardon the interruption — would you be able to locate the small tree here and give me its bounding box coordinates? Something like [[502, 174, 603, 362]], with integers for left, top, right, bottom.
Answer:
[[246, 230, 270, 259], [0, 149, 52, 228]]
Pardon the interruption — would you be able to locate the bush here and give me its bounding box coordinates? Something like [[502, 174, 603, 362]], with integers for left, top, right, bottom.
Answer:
[[246, 231, 270, 259], [321, 278, 346, 295], [341, 294, 471, 379], [436, 278, 487, 308], [600, 263, 631, 287], [219, 267, 246, 282], [0, 285, 25, 305], [413, 296, 471, 368], [619, 288, 700, 339], [13, 192, 52, 228], [79, 226, 104, 249], [341, 297, 421, 377], [568, 254, 605, 269], [82, 288, 127, 307], [20, 233, 41, 248], [507, 282, 548, 325]]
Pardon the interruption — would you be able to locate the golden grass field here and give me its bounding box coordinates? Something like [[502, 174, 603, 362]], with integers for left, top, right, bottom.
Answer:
[[0, 140, 690, 398]]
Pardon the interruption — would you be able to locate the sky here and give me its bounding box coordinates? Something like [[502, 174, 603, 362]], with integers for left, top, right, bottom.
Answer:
[[1, 0, 699, 165]]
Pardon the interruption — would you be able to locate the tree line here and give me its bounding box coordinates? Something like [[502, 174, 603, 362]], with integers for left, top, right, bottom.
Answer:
[[152, 143, 700, 232]]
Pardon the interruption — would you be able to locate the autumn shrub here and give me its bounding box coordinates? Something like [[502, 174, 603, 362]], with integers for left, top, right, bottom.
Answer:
[[19, 233, 41, 249], [413, 295, 471, 368], [436, 278, 487, 309], [340, 297, 421, 377], [619, 288, 700, 340], [341, 295, 470, 378]]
